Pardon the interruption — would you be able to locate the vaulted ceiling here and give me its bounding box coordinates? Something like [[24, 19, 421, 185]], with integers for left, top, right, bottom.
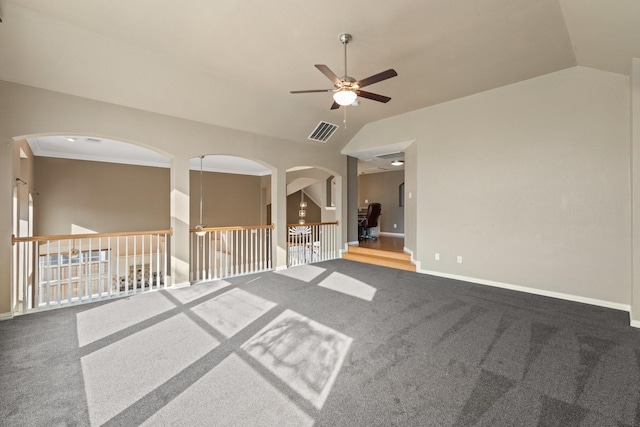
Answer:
[[1, 0, 639, 151]]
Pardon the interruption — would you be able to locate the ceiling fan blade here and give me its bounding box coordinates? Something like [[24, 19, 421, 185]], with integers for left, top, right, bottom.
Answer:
[[330, 101, 340, 110], [315, 64, 341, 86], [356, 69, 398, 89], [290, 89, 333, 94], [355, 90, 391, 103]]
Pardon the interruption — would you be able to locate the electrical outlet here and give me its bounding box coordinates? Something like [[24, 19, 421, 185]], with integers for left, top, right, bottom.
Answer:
[[457, 256, 463, 264], [435, 253, 440, 260], [365, 199, 368, 204], [393, 223, 397, 228]]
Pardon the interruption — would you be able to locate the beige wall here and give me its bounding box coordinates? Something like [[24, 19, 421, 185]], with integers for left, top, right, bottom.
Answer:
[[632, 58, 640, 325], [358, 170, 405, 233], [404, 142, 417, 255], [345, 66, 633, 309], [33, 157, 269, 233], [347, 156, 359, 242], [287, 191, 321, 224], [34, 157, 171, 235], [191, 170, 264, 227], [18, 141, 35, 226]]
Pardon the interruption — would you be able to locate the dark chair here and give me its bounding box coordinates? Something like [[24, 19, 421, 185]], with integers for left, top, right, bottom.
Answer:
[[360, 203, 382, 240]]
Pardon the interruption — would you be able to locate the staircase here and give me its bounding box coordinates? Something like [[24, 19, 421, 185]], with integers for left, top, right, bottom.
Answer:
[[342, 246, 416, 272]]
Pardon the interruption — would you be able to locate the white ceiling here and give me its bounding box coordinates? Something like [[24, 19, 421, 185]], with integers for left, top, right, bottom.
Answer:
[[2, 1, 640, 160], [27, 135, 271, 175], [27, 134, 403, 175]]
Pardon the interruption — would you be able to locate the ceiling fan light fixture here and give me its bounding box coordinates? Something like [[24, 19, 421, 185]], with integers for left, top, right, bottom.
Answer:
[[333, 89, 357, 106], [391, 160, 405, 166], [195, 224, 207, 237]]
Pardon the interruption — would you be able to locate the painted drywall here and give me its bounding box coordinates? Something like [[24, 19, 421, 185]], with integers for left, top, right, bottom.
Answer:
[[347, 156, 359, 242], [404, 142, 417, 255], [34, 157, 171, 235], [632, 58, 640, 323], [190, 170, 263, 227], [287, 191, 321, 224], [358, 170, 405, 233], [345, 66, 632, 307], [33, 157, 268, 234]]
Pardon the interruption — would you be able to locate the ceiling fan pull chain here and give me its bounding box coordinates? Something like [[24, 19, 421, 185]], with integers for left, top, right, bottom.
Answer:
[[344, 106, 347, 129]]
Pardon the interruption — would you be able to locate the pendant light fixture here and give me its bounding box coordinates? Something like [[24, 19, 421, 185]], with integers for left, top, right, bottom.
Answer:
[[195, 155, 207, 236], [299, 191, 307, 224]]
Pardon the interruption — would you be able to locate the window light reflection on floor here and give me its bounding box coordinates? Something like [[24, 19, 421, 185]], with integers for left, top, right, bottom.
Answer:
[[81, 313, 219, 426], [140, 353, 314, 427], [275, 264, 326, 283], [318, 271, 377, 302], [76, 291, 176, 347], [241, 309, 353, 410], [191, 288, 277, 338]]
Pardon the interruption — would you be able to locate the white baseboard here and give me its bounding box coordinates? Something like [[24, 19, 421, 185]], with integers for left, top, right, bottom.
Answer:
[[274, 265, 288, 271], [379, 232, 405, 237], [417, 268, 631, 313], [0, 312, 14, 321], [631, 318, 640, 329], [407, 250, 421, 270]]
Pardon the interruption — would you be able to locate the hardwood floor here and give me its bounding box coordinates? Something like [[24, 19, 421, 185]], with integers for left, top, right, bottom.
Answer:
[[344, 235, 416, 272], [357, 235, 404, 253]]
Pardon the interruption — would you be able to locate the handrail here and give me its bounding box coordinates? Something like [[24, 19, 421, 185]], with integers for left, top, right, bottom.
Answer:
[[286, 221, 339, 267], [12, 229, 173, 245], [189, 224, 274, 233], [189, 223, 273, 281], [13, 228, 172, 313], [286, 221, 339, 227]]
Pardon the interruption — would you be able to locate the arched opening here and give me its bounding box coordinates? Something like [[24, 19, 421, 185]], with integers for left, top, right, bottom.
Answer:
[[188, 155, 272, 229], [11, 134, 174, 312], [188, 154, 274, 282], [285, 166, 342, 267]]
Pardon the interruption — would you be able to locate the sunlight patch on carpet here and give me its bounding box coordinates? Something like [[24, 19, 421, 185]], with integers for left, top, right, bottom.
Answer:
[[169, 279, 232, 303], [191, 288, 277, 338], [241, 309, 352, 409], [275, 264, 326, 282], [81, 313, 218, 426], [76, 291, 175, 347], [141, 353, 314, 426], [318, 271, 377, 301]]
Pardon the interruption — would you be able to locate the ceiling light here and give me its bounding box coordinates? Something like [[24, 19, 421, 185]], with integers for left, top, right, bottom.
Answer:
[[66, 137, 77, 142], [391, 160, 404, 166], [333, 89, 357, 106]]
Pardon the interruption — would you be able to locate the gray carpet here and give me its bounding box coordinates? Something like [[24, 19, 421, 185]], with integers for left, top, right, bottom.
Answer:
[[1, 259, 640, 426]]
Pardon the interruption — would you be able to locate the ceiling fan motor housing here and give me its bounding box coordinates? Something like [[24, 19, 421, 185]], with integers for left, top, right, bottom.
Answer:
[[339, 33, 352, 44], [338, 76, 357, 89]]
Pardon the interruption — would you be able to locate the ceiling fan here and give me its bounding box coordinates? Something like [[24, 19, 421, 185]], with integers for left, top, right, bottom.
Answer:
[[290, 33, 398, 110]]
